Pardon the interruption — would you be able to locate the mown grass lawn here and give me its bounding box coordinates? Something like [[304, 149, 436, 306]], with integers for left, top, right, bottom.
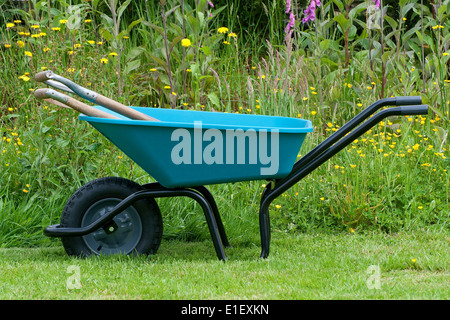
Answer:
[[0, 230, 448, 300]]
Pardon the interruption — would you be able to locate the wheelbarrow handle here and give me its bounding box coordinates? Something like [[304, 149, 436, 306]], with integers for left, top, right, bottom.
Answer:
[[34, 88, 120, 119], [398, 105, 428, 115], [34, 70, 159, 121], [395, 96, 422, 106]]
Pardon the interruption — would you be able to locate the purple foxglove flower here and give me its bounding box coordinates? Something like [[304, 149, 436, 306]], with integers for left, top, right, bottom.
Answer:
[[302, 0, 321, 24], [371, 0, 380, 9], [286, 0, 291, 13]]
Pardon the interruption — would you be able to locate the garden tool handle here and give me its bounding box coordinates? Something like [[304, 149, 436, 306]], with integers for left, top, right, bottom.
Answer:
[[34, 70, 159, 121], [34, 88, 120, 119], [395, 96, 422, 106]]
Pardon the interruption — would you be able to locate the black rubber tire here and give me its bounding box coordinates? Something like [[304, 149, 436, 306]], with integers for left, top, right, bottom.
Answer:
[[60, 177, 163, 257]]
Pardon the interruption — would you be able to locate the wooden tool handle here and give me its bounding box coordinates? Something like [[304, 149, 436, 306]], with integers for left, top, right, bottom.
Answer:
[[34, 70, 159, 121], [34, 88, 119, 119]]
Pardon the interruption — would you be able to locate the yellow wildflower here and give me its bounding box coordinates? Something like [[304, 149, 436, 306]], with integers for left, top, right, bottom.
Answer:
[[52, 27, 61, 31], [100, 58, 108, 64], [218, 27, 229, 33], [17, 40, 25, 48], [6, 23, 15, 28], [24, 51, 32, 57], [181, 38, 191, 47], [59, 19, 68, 24]]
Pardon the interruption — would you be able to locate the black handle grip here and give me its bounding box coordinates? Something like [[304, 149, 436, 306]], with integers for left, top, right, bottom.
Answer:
[[395, 96, 422, 106], [399, 105, 428, 116]]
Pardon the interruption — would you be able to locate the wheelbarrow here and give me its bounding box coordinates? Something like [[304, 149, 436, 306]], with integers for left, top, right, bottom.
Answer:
[[33, 71, 428, 261]]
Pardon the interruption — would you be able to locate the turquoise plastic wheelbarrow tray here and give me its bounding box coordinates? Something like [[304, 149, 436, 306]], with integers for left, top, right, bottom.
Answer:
[[34, 71, 428, 261]]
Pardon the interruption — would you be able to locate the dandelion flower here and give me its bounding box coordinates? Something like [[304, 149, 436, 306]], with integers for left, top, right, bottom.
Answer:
[[150, 68, 157, 72], [311, 111, 317, 115], [31, 24, 40, 29], [85, 19, 92, 23], [59, 19, 68, 24], [23, 189, 29, 193], [181, 38, 191, 47], [100, 58, 108, 64], [17, 40, 25, 48], [164, 85, 171, 89], [109, 52, 118, 56], [19, 75, 30, 82], [52, 27, 61, 31], [228, 32, 237, 38], [24, 51, 32, 57], [412, 259, 417, 263], [218, 27, 229, 33], [4, 44, 11, 48], [6, 23, 15, 28]]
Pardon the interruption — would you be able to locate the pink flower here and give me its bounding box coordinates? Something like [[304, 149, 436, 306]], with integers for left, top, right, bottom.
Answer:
[[285, 11, 295, 33], [302, 0, 321, 24], [286, 0, 291, 13], [371, 0, 380, 9], [208, 1, 214, 7]]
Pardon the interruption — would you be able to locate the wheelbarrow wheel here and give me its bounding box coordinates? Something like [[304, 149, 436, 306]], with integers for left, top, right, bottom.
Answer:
[[60, 177, 163, 257]]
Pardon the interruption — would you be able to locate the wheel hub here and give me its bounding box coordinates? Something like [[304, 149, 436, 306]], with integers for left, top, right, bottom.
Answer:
[[81, 198, 143, 255]]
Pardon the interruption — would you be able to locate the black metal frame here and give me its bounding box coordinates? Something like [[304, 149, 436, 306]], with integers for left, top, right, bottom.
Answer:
[[44, 97, 428, 261]]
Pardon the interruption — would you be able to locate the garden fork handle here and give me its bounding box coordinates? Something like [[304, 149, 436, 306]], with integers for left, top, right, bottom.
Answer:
[[34, 88, 120, 119], [35, 70, 159, 121]]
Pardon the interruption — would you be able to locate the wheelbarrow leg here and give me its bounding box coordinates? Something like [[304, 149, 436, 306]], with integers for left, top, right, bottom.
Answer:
[[192, 186, 230, 248], [141, 183, 228, 261], [259, 202, 271, 259]]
